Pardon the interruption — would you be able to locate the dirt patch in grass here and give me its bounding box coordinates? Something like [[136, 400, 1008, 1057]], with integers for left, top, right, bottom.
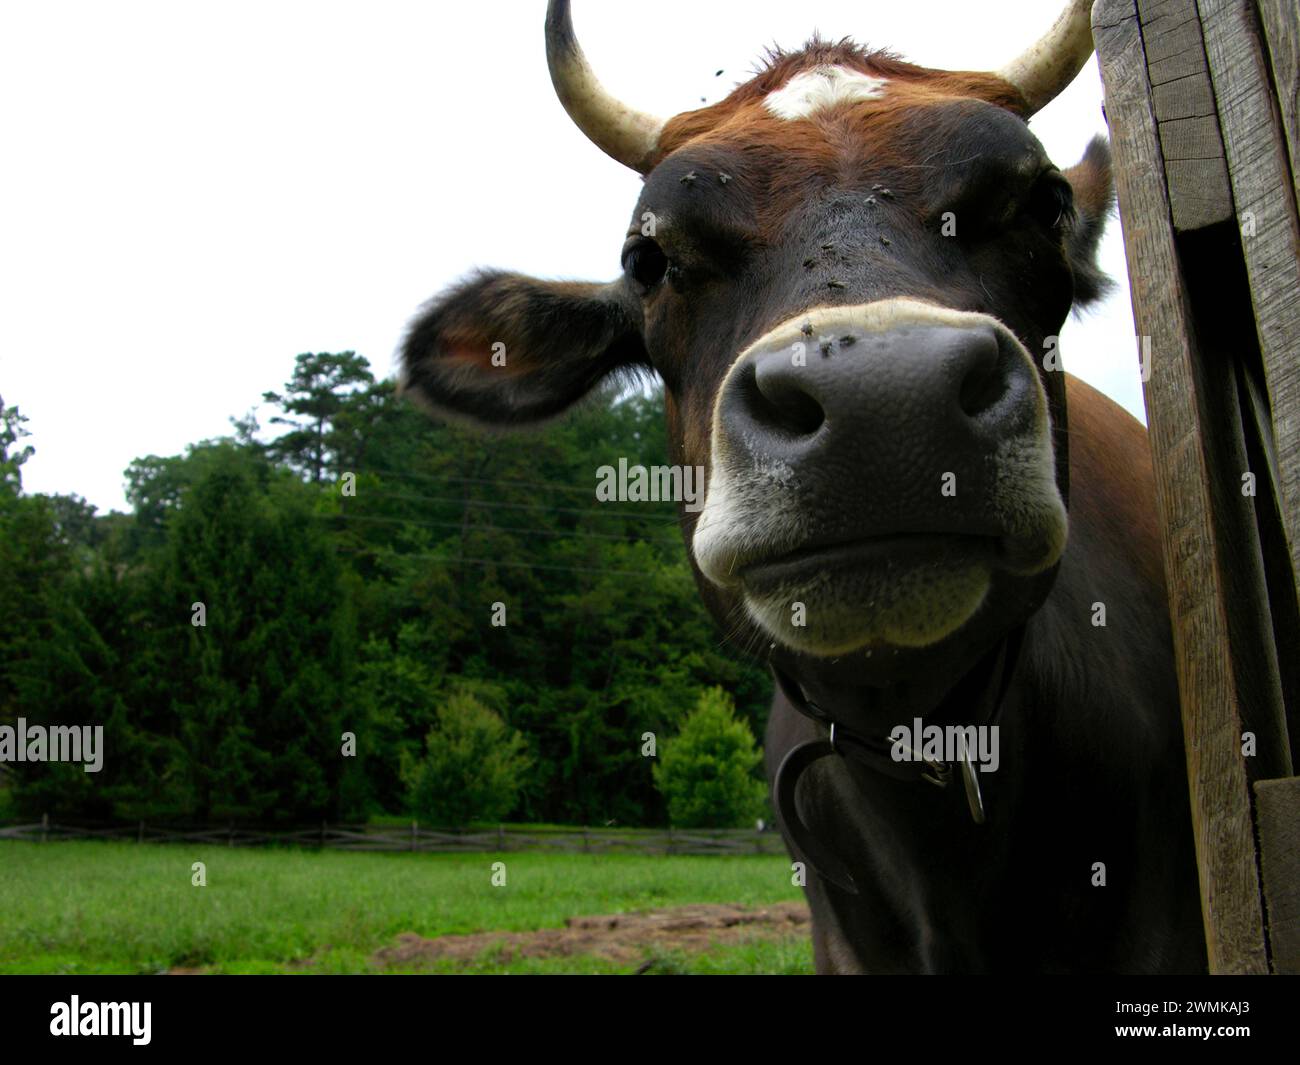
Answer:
[[370, 900, 811, 971]]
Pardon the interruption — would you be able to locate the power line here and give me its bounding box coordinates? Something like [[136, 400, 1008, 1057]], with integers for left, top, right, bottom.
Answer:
[[313, 511, 681, 546], [335, 549, 671, 579], [328, 464, 607, 498], [338, 488, 682, 524]]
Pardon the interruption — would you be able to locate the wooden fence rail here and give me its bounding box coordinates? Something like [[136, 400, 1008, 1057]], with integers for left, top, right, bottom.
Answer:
[[0, 817, 787, 857]]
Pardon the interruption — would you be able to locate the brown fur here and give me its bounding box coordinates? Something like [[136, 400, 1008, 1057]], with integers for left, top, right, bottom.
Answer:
[[654, 41, 1030, 168]]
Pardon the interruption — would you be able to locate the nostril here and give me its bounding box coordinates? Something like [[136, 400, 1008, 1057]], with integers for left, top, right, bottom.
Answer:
[[958, 360, 1005, 418], [956, 332, 1010, 419], [746, 362, 826, 437]]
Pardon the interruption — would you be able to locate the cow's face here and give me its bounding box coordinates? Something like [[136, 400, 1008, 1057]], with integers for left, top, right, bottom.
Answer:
[[401, 1, 1112, 688]]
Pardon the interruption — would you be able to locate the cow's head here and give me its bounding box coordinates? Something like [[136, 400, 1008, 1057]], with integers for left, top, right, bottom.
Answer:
[[401, 0, 1113, 696]]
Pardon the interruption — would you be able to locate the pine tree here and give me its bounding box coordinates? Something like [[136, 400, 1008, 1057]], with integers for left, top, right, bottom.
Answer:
[[653, 687, 768, 828]]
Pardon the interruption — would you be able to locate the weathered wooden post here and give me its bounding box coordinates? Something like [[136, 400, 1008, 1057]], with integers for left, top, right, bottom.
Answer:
[[1094, 0, 1300, 973]]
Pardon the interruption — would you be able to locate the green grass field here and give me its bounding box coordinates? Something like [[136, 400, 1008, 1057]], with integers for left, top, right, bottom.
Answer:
[[0, 841, 813, 974]]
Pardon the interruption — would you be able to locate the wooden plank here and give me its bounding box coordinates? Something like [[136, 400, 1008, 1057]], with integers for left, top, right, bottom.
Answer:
[[1199, 0, 1300, 625], [328, 827, 401, 842], [1254, 777, 1300, 973], [1176, 227, 1292, 784], [1256, 0, 1300, 210], [1094, 0, 1269, 973], [1136, 0, 1234, 229], [1150, 69, 1217, 120], [416, 829, 491, 843]]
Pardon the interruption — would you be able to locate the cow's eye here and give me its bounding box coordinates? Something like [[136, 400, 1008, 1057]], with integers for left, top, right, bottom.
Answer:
[[1024, 172, 1074, 233], [622, 238, 670, 290]]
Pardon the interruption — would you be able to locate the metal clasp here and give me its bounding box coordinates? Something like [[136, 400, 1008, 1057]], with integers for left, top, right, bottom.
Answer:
[[896, 741, 950, 787], [956, 732, 986, 825]]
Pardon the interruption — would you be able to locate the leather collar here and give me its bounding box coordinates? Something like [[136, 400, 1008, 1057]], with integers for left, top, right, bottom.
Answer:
[[772, 626, 1026, 894]]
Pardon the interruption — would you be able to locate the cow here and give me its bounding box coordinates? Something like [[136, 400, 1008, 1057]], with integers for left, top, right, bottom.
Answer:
[[398, 0, 1207, 973]]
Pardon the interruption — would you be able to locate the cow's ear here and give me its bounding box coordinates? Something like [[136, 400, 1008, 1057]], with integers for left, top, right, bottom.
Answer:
[[1061, 136, 1115, 307], [400, 270, 648, 427]]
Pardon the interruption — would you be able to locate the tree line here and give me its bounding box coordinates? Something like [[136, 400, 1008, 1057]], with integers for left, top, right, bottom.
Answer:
[[0, 355, 772, 827]]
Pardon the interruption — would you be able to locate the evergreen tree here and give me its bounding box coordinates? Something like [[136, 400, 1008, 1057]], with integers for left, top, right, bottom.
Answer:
[[262, 352, 377, 483], [158, 445, 354, 821], [401, 690, 533, 826], [0, 379, 775, 826], [653, 687, 768, 828]]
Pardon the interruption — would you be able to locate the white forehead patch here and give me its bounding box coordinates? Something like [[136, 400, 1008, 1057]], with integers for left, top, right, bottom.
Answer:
[[763, 65, 889, 120]]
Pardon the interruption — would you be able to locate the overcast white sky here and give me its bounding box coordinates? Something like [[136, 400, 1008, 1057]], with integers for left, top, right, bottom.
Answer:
[[1, 0, 1143, 514]]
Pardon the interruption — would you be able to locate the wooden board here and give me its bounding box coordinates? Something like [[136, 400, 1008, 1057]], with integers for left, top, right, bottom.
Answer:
[[1177, 226, 1292, 785], [1137, 0, 1233, 229], [1199, 0, 1300, 626], [1254, 777, 1300, 973], [1093, 0, 1269, 974], [1256, 0, 1300, 211]]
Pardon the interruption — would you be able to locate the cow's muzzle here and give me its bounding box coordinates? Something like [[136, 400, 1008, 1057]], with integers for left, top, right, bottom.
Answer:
[[691, 298, 1066, 655]]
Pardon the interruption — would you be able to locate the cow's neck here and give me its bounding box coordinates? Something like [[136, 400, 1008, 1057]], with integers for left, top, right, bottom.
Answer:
[[771, 626, 1026, 894]]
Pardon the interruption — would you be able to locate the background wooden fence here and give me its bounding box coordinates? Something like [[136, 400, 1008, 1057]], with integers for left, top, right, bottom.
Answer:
[[0, 815, 787, 856]]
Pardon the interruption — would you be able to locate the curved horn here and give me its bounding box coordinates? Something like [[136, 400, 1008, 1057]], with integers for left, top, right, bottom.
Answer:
[[545, 0, 664, 172], [996, 0, 1096, 116]]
